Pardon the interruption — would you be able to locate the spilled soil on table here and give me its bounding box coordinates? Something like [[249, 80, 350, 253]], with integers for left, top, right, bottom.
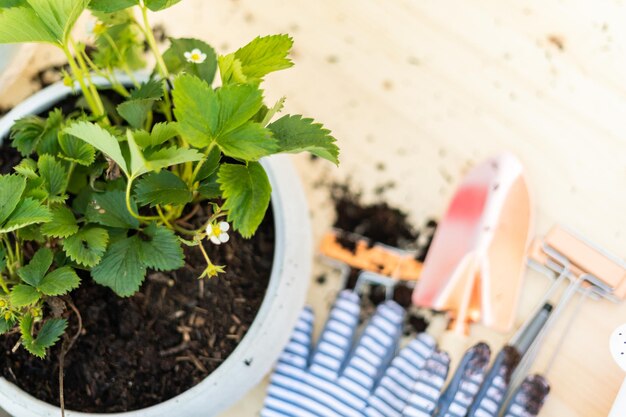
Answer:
[[324, 182, 437, 335]]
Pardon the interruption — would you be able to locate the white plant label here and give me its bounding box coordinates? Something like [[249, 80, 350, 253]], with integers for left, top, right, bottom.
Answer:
[[609, 323, 626, 372]]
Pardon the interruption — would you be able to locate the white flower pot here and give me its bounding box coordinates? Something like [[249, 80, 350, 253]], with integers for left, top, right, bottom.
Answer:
[[0, 78, 312, 416]]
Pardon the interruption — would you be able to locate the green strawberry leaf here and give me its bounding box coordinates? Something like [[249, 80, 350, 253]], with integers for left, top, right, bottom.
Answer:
[[37, 266, 80, 296], [0, 318, 11, 335], [172, 74, 218, 148], [215, 83, 264, 134], [218, 162, 271, 238], [145, 0, 181, 11], [88, 0, 136, 12], [37, 155, 67, 197], [64, 121, 129, 176], [216, 121, 277, 160], [197, 173, 220, 199], [134, 170, 192, 207], [117, 98, 157, 129], [13, 158, 38, 179], [9, 108, 62, 157], [172, 74, 268, 156], [139, 223, 184, 271], [92, 9, 145, 71], [163, 38, 218, 84], [58, 133, 96, 166], [25, 0, 88, 44], [195, 146, 221, 181], [0, 197, 52, 233], [144, 146, 203, 172], [129, 79, 163, 100], [0, 247, 6, 273], [0, 174, 26, 225], [17, 247, 53, 287], [40, 206, 78, 238], [62, 227, 109, 267], [0, 4, 57, 44], [91, 235, 146, 297], [133, 122, 179, 149], [126, 129, 148, 177], [10, 285, 40, 307], [20, 315, 67, 358], [147, 122, 179, 146], [268, 114, 339, 165], [219, 34, 293, 84], [86, 190, 139, 229]]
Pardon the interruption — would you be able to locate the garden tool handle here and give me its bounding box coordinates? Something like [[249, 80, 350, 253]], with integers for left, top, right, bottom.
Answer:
[[438, 254, 479, 371]]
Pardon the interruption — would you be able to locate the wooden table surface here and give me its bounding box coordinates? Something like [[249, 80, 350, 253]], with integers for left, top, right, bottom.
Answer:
[[2, 0, 626, 416]]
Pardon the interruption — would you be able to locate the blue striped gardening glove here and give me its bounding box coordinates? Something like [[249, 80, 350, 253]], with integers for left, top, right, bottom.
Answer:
[[261, 290, 450, 417]]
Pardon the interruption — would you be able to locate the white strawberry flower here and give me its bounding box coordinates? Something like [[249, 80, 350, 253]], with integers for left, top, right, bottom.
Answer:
[[184, 48, 207, 64], [206, 221, 230, 245]]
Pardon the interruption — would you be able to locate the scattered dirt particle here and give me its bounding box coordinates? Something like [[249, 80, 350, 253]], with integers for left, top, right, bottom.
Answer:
[[326, 55, 339, 64], [152, 24, 168, 43], [315, 274, 327, 285], [375, 162, 386, 171], [244, 12, 254, 23], [438, 166, 453, 184], [547, 35, 565, 51], [408, 314, 429, 333], [382, 79, 394, 90], [374, 181, 396, 196], [407, 56, 421, 66]]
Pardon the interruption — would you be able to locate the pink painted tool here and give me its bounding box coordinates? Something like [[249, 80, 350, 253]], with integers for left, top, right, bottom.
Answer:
[[412, 153, 532, 360]]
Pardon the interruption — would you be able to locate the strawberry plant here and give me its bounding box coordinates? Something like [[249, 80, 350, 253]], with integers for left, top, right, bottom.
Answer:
[[0, 0, 338, 361]]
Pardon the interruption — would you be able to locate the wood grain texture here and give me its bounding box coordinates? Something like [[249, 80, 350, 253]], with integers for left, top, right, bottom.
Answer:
[[1, 1, 626, 416]]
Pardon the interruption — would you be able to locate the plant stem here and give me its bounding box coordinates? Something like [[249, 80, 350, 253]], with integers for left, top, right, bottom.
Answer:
[[70, 39, 106, 119], [156, 205, 173, 229], [197, 240, 216, 269], [59, 298, 83, 417], [101, 32, 141, 88], [140, 3, 169, 79], [0, 275, 8, 294], [62, 45, 99, 116], [125, 177, 160, 222], [80, 48, 132, 98]]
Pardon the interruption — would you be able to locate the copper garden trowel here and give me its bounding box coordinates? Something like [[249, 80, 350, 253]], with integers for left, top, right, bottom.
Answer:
[[412, 153, 532, 362]]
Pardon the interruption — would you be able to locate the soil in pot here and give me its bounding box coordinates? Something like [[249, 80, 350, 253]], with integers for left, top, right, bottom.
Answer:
[[0, 93, 274, 412]]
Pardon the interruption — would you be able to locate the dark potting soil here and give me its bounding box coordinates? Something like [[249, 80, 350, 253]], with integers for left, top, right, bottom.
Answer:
[[328, 183, 436, 334], [0, 206, 274, 412], [0, 92, 274, 412], [0, 140, 21, 175]]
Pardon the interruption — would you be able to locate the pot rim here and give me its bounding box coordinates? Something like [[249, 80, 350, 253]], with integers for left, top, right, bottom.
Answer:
[[0, 75, 312, 417]]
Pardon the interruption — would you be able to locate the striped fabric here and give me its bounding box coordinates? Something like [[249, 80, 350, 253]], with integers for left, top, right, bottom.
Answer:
[[501, 375, 550, 417], [261, 290, 448, 417], [466, 347, 520, 417], [433, 343, 490, 417], [402, 351, 450, 417]]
